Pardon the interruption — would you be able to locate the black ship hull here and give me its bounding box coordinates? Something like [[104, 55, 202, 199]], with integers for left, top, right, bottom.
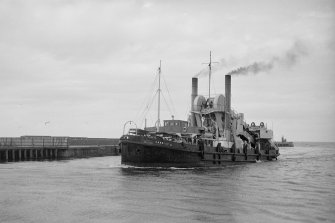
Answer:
[[120, 136, 279, 167], [121, 141, 203, 167]]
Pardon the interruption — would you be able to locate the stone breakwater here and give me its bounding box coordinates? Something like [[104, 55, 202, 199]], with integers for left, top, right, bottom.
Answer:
[[0, 136, 120, 162]]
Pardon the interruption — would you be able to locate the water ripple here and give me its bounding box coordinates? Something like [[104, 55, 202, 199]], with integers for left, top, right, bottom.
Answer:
[[1, 144, 335, 222]]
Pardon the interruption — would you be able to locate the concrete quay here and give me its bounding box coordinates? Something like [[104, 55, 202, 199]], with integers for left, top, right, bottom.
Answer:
[[0, 136, 120, 162], [0, 146, 120, 162]]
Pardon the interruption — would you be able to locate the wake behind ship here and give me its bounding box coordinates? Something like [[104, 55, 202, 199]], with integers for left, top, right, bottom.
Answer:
[[120, 59, 279, 167]]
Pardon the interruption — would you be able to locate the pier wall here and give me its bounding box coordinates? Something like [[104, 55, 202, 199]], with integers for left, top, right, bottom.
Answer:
[[0, 136, 120, 162], [59, 146, 120, 158]]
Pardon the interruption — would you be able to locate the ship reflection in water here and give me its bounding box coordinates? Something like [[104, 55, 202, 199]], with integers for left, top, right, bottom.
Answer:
[[0, 142, 334, 222]]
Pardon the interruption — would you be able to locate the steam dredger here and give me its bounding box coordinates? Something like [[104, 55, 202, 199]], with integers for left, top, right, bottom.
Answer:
[[120, 60, 279, 167]]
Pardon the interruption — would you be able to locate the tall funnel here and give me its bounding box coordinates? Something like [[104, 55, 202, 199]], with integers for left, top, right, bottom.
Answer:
[[224, 75, 231, 141], [190, 77, 198, 126]]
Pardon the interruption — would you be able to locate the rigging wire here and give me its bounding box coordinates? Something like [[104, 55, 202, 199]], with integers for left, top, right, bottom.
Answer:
[[134, 71, 159, 123], [135, 81, 157, 120], [134, 63, 179, 128], [212, 75, 217, 96], [184, 104, 191, 122], [161, 92, 174, 118], [138, 90, 158, 128], [137, 66, 162, 128], [162, 74, 177, 117]]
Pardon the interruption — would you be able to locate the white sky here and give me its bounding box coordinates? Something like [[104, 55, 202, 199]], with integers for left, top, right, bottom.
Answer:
[[0, 0, 334, 141]]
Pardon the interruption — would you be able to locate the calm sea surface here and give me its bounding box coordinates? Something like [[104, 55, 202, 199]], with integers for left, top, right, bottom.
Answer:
[[1, 142, 334, 223]]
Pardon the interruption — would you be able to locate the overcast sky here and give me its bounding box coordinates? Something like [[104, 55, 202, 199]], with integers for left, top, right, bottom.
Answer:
[[0, 0, 334, 141]]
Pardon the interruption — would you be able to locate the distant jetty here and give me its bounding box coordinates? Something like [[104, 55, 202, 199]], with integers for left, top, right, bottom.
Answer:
[[0, 136, 120, 162], [275, 136, 294, 147]]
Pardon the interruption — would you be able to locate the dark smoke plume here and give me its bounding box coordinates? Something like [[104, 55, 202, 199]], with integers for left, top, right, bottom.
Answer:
[[227, 61, 274, 76], [194, 40, 308, 77], [227, 40, 308, 76]]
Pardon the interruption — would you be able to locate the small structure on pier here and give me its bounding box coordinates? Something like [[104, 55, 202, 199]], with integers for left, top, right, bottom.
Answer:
[[274, 136, 294, 147]]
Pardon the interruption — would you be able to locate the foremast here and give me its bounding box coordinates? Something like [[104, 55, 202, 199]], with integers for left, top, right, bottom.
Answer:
[[156, 60, 161, 132], [202, 51, 218, 98]]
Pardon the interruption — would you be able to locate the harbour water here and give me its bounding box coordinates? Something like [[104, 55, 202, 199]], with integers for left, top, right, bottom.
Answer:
[[1, 142, 334, 223]]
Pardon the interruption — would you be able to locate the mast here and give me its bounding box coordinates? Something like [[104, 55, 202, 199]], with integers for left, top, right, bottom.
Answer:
[[209, 51, 212, 98], [157, 60, 161, 132], [202, 51, 218, 98]]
